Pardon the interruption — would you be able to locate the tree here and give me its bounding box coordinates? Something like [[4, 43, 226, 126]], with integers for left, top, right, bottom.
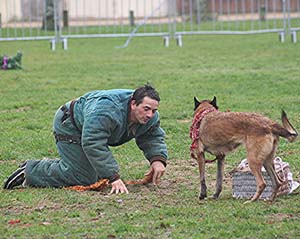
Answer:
[[42, 0, 55, 30]]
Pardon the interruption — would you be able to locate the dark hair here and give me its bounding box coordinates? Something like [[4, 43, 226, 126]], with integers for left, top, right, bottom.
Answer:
[[132, 84, 160, 105]]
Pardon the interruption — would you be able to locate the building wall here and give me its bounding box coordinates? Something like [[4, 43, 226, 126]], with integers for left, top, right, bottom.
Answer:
[[65, 0, 169, 19], [177, 0, 299, 15], [0, 0, 22, 24], [0, 0, 169, 24]]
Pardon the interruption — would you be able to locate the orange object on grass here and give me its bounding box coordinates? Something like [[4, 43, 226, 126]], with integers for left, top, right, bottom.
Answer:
[[66, 179, 109, 191], [66, 173, 153, 191]]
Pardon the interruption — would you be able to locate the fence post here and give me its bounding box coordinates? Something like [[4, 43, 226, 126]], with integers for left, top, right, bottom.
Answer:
[[286, 0, 291, 35], [163, 36, 170, 47], [291, 31, 297, 43], [62, 38, 68, 50], [281, 0, 287, 42], [63, 10, 68, 28], [53, 0, 60, 42], [129, 10, 135, 27], [259, 5, 266, 21], [50, 39, 56, 50], [279, 32, 285, 42], [176, 35, 183, 47]]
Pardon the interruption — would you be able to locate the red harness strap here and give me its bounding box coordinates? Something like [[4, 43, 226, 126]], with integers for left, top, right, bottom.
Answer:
[[190, 108, 217, 162]]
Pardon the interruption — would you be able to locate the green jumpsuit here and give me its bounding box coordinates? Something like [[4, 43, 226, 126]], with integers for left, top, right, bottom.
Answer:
[[25, 89, 168, 187]]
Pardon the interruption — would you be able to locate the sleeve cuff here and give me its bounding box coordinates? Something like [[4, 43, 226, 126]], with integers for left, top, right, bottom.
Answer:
[[149, 156, 167, 167], [108, 173, 120, 183]]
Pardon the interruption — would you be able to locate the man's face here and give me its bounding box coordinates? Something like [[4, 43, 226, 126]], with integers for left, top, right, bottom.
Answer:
[[131, 96, 159, 124]]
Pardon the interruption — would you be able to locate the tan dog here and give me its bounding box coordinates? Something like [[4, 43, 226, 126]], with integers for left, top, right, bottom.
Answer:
[[190, 96, 298, 202]]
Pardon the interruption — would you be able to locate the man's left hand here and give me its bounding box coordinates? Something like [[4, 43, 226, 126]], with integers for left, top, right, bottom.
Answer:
[[145, 161, 166, 185]]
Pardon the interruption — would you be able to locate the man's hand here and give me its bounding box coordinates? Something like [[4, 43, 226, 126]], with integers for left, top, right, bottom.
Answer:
[[110, 179, 129, 194], [145, 161, 166, 185]]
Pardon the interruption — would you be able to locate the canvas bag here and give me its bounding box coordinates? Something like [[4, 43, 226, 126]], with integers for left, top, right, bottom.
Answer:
[[231, 157, 293, 199]]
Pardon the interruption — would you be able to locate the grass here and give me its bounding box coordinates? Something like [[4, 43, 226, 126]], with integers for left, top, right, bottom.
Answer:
[[1, 33, 300, 238]]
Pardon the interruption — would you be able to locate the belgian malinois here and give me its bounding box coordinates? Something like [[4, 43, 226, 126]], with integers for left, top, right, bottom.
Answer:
[[190, 96, 298, 203]]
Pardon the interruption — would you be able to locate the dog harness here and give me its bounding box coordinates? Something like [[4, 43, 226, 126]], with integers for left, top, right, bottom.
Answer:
[[190, 108, 217, 162]]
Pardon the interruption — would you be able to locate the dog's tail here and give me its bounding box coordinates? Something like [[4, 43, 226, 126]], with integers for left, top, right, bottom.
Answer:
[[273, 110, 298, 142]]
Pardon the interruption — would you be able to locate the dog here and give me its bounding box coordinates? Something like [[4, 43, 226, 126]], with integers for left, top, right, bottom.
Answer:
[[190, 96, 298, 203]]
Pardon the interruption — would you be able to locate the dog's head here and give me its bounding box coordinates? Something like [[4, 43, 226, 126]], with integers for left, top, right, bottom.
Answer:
[[194, 96, 218, 111]]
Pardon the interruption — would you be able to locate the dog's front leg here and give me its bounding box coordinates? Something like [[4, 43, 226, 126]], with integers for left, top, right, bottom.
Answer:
[[213, 155, 225, 199], [197, 152, 207, 200]]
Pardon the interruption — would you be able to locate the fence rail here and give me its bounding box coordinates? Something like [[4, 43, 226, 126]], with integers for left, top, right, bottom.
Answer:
[[0, 0, 299, 48]]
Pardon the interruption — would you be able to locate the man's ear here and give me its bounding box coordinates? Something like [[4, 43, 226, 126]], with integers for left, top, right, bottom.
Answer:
[[130, 99, 136, 105], [131, 99, 136, 107]]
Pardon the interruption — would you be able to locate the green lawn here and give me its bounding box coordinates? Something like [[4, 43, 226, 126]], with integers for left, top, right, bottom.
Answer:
[[1, 33, 300, 238]]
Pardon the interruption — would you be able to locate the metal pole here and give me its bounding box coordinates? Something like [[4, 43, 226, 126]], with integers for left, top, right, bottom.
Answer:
[[291, 31, 297, 43], [282, 0, 287, 35], [286, 0, 291, 35], [168, 0, 172, 36], [172, 0, 177, 37], [63, 10, 68, 28], [117, 0, 168, 48], [58, 0, 63, 41], [129, 10, 135, 27], [53, 0, 59, 42], [173, 0, 182, 47]]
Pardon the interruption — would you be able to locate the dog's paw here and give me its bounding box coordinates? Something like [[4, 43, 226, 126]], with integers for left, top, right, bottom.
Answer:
[[199, 194, 207, 200], [212, 193, 221, 199], [243, 197, 258, 204]]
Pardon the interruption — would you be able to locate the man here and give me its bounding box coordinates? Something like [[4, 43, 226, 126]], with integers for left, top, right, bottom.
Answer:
[[4, 85, 168, 194]]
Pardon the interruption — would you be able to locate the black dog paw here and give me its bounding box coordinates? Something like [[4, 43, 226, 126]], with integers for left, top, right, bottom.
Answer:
[[199, 194, 207, 200]]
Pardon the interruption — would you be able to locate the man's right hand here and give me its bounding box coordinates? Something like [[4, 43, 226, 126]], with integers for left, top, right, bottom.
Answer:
[[110, 179, 129, 194]]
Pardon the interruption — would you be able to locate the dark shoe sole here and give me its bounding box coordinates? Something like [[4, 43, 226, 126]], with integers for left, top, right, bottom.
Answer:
[[3, 163, 26, 189]]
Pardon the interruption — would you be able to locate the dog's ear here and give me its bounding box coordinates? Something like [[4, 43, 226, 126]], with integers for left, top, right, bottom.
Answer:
[[211, 96, 218, 109], [194, 97, 200, 111]]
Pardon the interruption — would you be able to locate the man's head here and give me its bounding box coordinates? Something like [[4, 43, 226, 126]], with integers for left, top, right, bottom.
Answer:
[[132, 84, 160, 105], [130, 85, 160, 124]]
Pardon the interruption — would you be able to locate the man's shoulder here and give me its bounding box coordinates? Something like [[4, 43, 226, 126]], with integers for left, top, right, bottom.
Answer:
[[83, 89, 133, 99], [82, 89, 131, 118]]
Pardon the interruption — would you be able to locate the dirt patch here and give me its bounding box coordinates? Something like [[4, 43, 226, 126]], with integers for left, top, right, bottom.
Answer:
[[0, 106, 32, 114], [158, 158, 234, 197], [267, 213, 300, 224], [177, 119, 191, 124], [1, 158, 237, 218]]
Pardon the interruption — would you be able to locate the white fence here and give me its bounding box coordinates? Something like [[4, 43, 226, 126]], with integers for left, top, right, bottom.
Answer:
[[0, 0, 299, 48]]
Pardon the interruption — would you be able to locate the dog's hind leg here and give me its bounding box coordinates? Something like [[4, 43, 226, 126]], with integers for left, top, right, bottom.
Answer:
[[263, 160, 282, 201], [212, 155, 225, 199], [244, 149, 267, 203], [263, 139, 282, 201], [245, 138, 272, 203], [197, 152, 207, 200], [247, 160, 266, 202]]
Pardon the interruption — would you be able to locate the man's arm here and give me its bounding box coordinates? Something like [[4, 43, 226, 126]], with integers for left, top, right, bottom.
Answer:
[[135, 116, 168, 184], [81, 111, 120, 181], [135, 118, 168, 163], [82, 112, 130, 194]]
